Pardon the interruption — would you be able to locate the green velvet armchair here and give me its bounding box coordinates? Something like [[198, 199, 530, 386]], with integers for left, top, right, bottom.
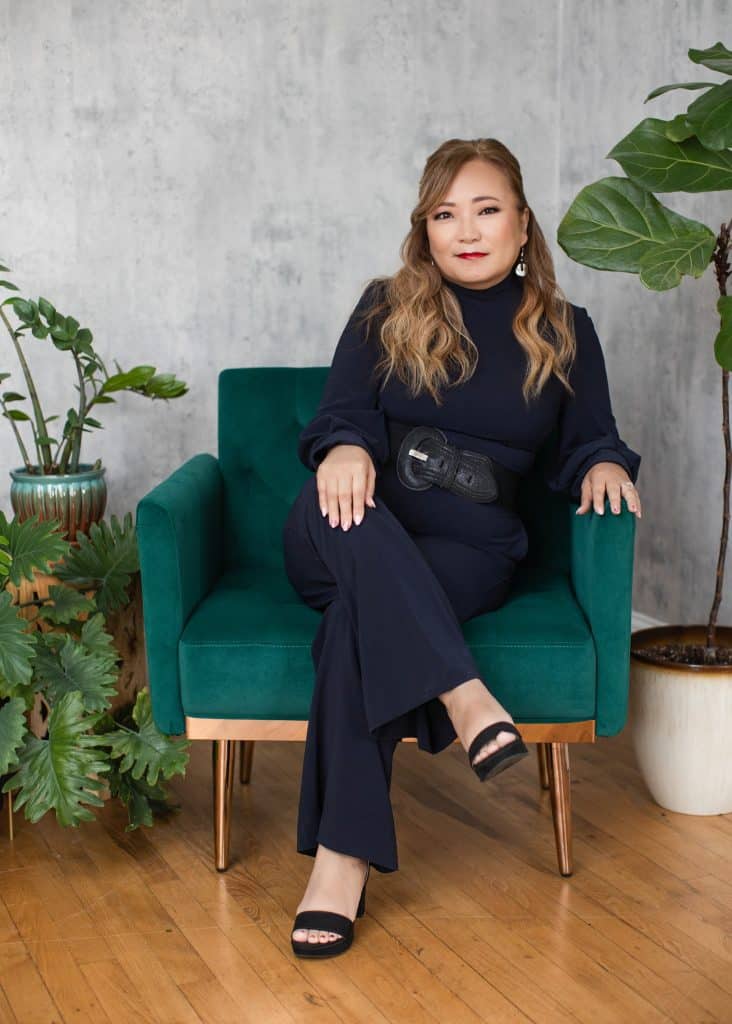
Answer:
[[135, 367, 638, 875]]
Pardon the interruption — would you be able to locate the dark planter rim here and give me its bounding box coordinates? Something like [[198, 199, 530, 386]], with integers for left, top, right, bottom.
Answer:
[[631, 624, 732, 673]]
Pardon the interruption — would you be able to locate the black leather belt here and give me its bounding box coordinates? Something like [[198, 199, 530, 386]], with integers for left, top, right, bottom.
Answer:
[[387, 418, 520, 510]]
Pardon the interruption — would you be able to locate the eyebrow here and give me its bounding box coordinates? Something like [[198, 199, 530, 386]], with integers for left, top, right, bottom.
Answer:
[[435, 195, 502, 207]]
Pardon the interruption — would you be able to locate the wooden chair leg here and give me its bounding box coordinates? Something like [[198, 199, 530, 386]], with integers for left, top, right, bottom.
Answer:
[[547, 742, 573, 876], [212, 739, 235, 871], [239, 740, 255, 783], [536, 742, 550, 789]]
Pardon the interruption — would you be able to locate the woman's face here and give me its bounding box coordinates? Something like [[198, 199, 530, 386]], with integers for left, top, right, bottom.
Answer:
[[426, 159, 530, 290]]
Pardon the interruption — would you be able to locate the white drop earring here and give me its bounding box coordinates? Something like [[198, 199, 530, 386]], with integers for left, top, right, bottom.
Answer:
[[515, 245, 526, 277]]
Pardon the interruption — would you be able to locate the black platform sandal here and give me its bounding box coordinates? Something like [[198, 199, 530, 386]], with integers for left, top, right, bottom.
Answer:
[[468, 721, 529, 781], [291, 863, 371, 959]]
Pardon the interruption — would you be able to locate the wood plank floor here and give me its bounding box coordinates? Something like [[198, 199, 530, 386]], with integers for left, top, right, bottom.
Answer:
[[1, 726, 730, 1023]]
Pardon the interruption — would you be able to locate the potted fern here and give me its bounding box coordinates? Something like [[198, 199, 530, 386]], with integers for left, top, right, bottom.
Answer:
[[557, 39, 732, 813], [0, 508, 190, 833], [0, 259, 188, 540]]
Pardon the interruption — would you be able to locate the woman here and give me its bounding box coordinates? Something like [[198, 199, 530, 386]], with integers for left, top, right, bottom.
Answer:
[[282, 137, 643, 958]]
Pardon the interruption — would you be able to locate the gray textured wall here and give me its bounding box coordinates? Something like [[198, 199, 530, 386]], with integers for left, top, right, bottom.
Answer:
[[1, 1, 729, 625]]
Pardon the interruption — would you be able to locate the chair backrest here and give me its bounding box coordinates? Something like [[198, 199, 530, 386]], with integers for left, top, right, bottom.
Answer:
[[218, 367, 572, 573]]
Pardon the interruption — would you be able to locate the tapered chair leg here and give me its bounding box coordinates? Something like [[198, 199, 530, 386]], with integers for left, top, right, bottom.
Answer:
[[212, 739, 236, 871], [536, 743, 550, 789], [547, 742, 573, 876], [239, 740, 255, 783]]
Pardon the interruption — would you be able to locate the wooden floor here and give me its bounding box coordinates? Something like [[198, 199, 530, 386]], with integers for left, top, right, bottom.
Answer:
[[1, 726, 731, 1024]]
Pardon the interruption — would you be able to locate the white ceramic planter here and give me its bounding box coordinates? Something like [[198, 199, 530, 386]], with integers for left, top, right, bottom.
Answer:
[[629, 625, 732, 815]]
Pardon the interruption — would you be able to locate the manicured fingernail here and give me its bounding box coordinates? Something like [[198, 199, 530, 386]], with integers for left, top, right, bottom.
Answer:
[[354, 514, 362, 525], [612, 504, 619, 513], [321, 507, 327, 516]]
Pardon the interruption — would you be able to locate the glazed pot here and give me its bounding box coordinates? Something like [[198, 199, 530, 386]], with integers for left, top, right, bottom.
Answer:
[[9, 464, 107, 542], [629, 625, 732, 815]]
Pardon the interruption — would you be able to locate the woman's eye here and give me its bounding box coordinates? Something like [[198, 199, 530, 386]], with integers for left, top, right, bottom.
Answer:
[[434, 206, 499, 220]]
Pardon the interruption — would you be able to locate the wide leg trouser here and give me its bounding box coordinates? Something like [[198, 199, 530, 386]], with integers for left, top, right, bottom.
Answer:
[[281, 475, 515, 873]]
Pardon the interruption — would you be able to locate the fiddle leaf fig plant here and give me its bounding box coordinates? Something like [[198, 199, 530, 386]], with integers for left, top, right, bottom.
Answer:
[[0, 261, 188, 475], [557, 40, 732, 660], [0, 509, 190, 830]]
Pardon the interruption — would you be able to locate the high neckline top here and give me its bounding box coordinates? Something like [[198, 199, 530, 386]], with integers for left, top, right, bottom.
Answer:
[[441, 269, 524, 304], [297, 276, 641, 563]]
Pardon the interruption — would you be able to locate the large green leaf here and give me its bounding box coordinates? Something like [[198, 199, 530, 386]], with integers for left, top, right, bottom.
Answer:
[[100, 366, 157, 392], [606, 116, 732, 192], [106, 689, 189, 786], [1, 690, 109, 826], [36, 584, 97, 625], [100, 364, 187, 400], [32, 633, 118, 713], [637, 231, 719, 290], [52, 513, 138, 616], [0, 698, 27, 773], [557, 176, 716, 289], [0, 535, 11, 582], [9, 298, 36, 323], [0, 510, 70, 586], [105, 760, 181, 831], [137, 372, 189, 400], [78, 611, 120, 667], [0, 591, 36, 693], [38, 297, 56, 322], [685, 78, 732, 150], [644, 84, 722, 104], [688, 41, 732, 77]]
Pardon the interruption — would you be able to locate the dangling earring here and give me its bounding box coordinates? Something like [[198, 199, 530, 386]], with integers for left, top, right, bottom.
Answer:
[[515, 245, 526, 277], [430, 257, 435, 266]]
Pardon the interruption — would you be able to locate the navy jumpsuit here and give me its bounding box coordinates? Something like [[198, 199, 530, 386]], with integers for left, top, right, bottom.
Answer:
[[282, 269, 641, 874]]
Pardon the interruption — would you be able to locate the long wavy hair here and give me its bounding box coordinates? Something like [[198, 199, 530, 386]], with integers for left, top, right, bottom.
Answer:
[[355, 138, 578, 407]]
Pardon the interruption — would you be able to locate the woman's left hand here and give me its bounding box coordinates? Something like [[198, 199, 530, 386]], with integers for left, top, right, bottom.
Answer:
[[576, 461, 642, 519]]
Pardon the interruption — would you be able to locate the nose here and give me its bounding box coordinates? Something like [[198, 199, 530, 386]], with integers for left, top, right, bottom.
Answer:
[[458, 219, 481, 243]]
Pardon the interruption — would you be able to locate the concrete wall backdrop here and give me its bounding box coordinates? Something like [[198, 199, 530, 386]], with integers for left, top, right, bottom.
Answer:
[[0, 0, 729, 626]]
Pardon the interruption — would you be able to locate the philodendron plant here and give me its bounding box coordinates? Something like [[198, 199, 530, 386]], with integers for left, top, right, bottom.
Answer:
[[0, 260, 188, 475], [557, 39, 732, 664], [0, 509, 190, 830]]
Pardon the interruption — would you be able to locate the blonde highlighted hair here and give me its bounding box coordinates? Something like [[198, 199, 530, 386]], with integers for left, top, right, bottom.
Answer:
[[355, 137, 578, 407]]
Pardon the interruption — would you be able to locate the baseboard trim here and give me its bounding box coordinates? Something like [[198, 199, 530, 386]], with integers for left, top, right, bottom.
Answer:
[[631, 608, 667, 631]]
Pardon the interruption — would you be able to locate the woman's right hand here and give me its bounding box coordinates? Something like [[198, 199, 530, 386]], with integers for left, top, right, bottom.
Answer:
[[316, 444, 377, 530]]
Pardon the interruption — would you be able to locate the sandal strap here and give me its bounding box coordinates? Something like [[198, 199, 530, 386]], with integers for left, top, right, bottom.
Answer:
[[468, 721, 521, 762], [293, 909, 353, 934]]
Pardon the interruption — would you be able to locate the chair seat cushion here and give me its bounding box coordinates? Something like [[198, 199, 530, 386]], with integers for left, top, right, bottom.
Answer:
[[178, 564, 596, 725]]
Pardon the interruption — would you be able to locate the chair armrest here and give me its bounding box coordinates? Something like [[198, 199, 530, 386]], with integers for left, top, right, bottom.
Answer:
[[568, 496, 638, 737], [135, 453, 225, 735]]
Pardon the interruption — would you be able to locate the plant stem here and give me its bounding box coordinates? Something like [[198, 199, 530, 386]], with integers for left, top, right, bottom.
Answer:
[[57, 392, 101, 473], [707, 218, 732, 651], [0, 305, 53, 471], [0, 394, 33, 470], [68, 350, 87, 473]]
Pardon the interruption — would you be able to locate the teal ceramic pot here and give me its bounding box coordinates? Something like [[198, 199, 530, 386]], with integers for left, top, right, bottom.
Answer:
[[9, 464, 107, 542]]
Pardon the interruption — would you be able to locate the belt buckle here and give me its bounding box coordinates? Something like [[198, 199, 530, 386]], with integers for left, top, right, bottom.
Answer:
[[396, 426, 448, 491], [395, 424, 500, 503]]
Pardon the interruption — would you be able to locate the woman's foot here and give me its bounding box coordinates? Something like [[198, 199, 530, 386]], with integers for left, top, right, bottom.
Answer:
[[438, 677, 518, 769], [292, 844, 369, 945]]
